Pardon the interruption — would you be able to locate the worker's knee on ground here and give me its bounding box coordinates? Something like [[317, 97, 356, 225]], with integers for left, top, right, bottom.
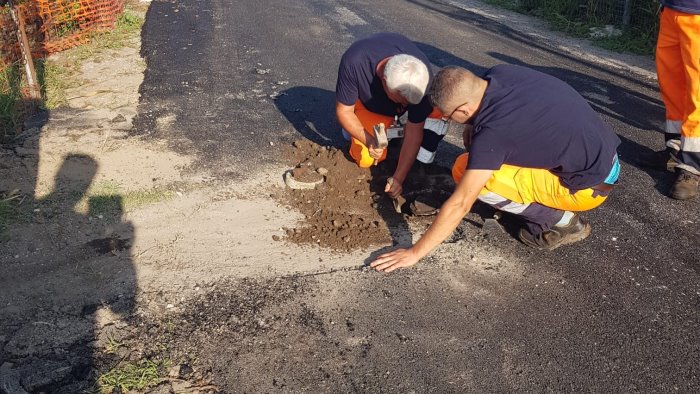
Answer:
[[355, 152, 387, 168], [350, 140, 386, 168], [356, 154, 375, 168], [452, 153, 469, 183]]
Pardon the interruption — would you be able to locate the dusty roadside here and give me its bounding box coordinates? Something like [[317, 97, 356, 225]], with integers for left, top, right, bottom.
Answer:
[[0, 0, 685, 392], [0, 1, 426, 391]]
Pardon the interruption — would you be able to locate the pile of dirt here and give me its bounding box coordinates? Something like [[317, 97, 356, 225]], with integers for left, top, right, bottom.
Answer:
[[272, 139, 393, 252], [273, 139, 455, 253]]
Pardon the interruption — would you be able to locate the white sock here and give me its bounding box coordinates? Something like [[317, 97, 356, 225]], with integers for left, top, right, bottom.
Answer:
[[555, 211, 574, 227]]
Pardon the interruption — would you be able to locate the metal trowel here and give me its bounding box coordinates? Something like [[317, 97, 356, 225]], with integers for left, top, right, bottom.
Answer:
[[386, 177, 406, 214]]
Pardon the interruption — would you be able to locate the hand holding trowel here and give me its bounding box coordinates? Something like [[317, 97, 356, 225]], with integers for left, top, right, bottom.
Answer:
[[385, 177, 406, 214], [374, 122, 406, 213]]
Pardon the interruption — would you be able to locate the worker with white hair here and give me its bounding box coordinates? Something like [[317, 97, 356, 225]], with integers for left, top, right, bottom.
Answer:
[[336, 32, 447, 198]]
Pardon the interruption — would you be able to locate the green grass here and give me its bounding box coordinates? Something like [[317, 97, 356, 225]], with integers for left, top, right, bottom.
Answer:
[[0, 180, 172, 242], [97, 359, 164, 393], [0, 65, 23, 137], [0, 199, 16, 242], [0, 194, 31, 242], [36, 60, 72, 109], [104, 336, 126, 354], [123, 189, 175, 210], [1, 7, 145, 138], [87, 180, 174, 217], [481, 0, 657, 55], [65, 8, 144, 63], [594, 28, 657, 56]]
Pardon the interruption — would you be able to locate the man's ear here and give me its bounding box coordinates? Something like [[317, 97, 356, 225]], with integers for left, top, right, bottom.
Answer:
[[465, 102, 479, 115]]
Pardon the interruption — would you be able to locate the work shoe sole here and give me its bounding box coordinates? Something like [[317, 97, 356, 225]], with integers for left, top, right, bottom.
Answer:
[[518, 217, 592, 251]]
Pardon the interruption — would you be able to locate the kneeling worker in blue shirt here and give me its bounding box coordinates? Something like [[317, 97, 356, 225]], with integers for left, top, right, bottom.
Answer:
[[371, 64, 621, 272]]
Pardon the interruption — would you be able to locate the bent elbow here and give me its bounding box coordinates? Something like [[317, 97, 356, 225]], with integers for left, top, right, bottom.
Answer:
[[444, 197, 472, 217]]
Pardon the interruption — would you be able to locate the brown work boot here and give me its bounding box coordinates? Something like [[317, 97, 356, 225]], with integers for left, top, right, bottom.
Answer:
[[635, 148, 678, 172], [670, 168, 700, 200], [518, 213, 591, 250]]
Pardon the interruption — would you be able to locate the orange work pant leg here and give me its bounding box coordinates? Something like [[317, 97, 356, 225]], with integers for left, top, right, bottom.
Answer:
[[657, 8, 700, 173], [349, 101, 393, 168]]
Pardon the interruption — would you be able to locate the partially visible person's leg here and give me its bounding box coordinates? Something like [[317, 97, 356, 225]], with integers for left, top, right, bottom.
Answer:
[[452, 153, 615, 249], [347, 105, 450, 168], [665, 9, 700, 199], [657, 8, 685, 152], [346, 101, 393, 168], [638, 8, 684, 172], [416, 108, 448, 164]]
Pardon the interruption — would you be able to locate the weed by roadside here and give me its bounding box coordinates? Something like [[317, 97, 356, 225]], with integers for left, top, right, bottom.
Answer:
[[58, 7, 144, 66], [594, 27, 656, 55], [0, 64, 23, 137], [104, 336, 126, 354], [88, 180, 174, 217], [0, 191, 31, 241], [482, 0, 658, 55], [0, 181, 172, 243], [0, 199, 17, 241], [0, 6, 144, 138], [35, 59, 73, 109], [97, 359, 166, 393]]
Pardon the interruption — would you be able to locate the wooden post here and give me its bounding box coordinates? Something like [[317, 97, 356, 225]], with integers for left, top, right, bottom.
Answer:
[[622, 0, 632, 26], [8, 0, 41, 101]]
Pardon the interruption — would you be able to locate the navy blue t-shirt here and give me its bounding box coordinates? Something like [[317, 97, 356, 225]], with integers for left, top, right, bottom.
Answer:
[[662, 0, 700, 14], [468, 64, 621, 191], [336, 32, 433, 124]]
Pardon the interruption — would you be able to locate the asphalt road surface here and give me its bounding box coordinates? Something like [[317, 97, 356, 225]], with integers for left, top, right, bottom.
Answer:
[[134, 0, 699, 391]]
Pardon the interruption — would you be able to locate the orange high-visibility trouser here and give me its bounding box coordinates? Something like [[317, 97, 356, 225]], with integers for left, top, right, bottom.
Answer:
[[657, 7, 700, 173], [451, 153, 608, 212], [349, 101, 442, 168]]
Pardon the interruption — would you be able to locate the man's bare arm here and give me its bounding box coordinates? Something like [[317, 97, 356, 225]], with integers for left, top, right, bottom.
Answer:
[[336, 101, 369, 145], [371, 168, 494, 272], [336, 101, 386, 160], [386, 120, 424, 197]]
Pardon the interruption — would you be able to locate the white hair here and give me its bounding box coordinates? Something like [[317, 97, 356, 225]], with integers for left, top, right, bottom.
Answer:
[[384, 54, 430, 105]]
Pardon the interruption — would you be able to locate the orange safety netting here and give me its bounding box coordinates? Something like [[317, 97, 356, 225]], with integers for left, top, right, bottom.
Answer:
[[0, 0, 126, 68]]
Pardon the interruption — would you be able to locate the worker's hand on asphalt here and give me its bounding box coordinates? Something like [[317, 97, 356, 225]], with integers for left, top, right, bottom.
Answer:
[[370, 248, 420, 273], [368, 143, 385, 160], [385, 177, 403, 198]]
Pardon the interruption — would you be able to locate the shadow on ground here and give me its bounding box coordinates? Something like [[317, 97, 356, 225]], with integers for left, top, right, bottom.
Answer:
[[0, 153, 137, 391]]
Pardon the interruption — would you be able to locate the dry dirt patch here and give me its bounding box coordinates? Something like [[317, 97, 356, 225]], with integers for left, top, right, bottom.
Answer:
[[273, 139, 457, 253], [274, 139, 394, 252], [0, 6, 508, 392]]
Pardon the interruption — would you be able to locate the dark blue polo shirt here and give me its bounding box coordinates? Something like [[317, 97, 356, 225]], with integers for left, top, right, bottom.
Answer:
[[468, 64, 621, 191], [662, 0, 700, 14], [335, 32, 433, 123]]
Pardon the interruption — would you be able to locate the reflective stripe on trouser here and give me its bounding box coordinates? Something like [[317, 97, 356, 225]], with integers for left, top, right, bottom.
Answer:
[[416, 110, 448, 164], [347, 101, 444, 168], [657, 8, 700, 174], [451, 153, 610, 234]]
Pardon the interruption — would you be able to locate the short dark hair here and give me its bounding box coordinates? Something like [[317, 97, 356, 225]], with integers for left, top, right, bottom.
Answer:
[[429, 66, 480, 114]]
